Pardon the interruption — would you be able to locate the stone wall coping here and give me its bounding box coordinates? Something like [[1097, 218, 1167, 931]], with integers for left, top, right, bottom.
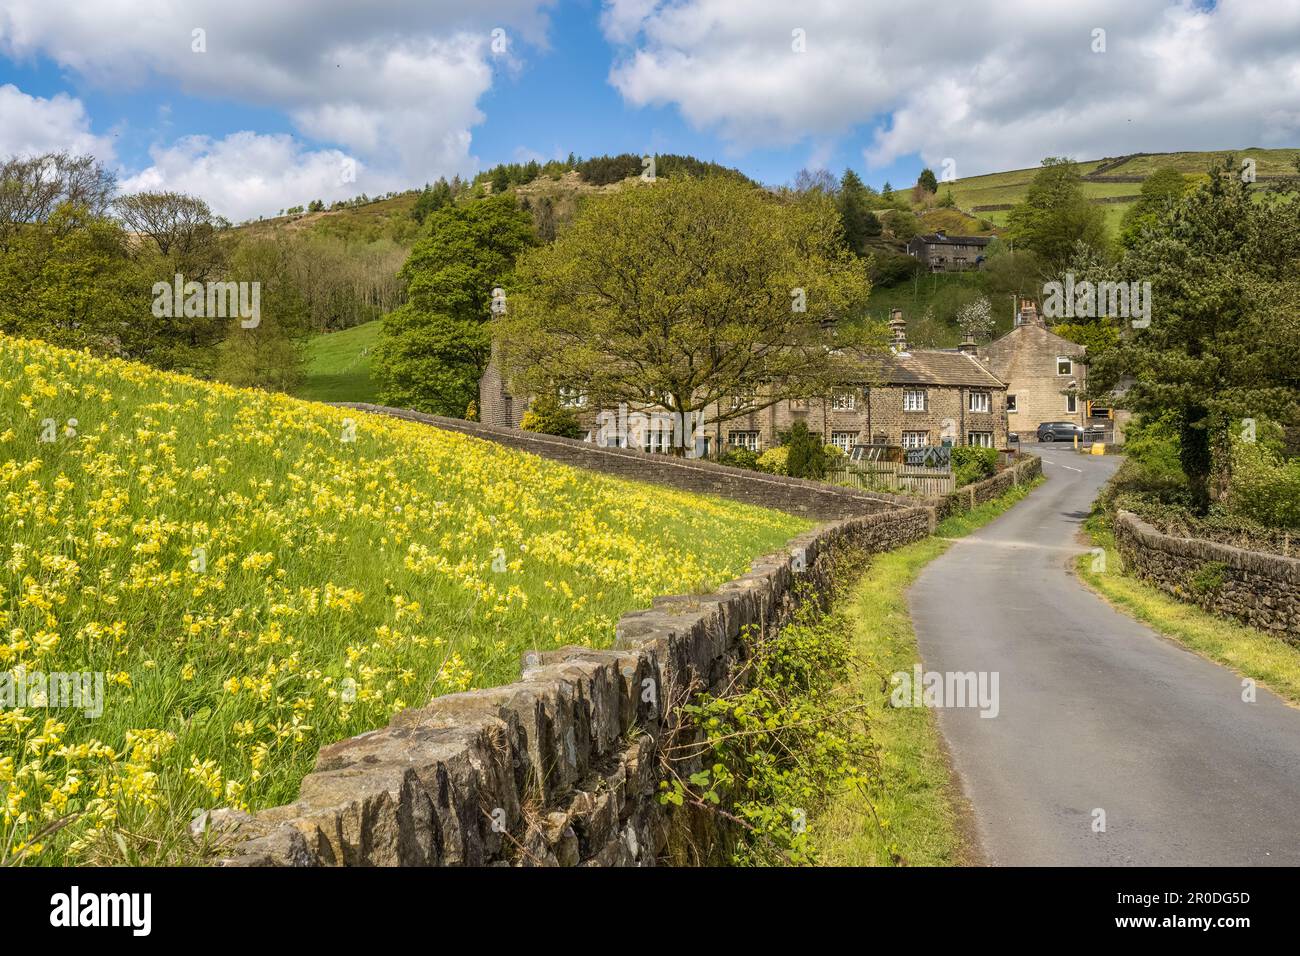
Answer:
[[213, 501, 935, 866]]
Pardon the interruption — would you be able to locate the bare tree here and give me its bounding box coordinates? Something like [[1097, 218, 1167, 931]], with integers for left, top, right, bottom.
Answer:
[[0, 152, 116, 251], [114, 191, 231, 280]]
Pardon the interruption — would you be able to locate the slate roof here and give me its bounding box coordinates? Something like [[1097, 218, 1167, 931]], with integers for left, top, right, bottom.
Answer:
[[855, 349, 1007, 389], [912, 233, 994, 246]]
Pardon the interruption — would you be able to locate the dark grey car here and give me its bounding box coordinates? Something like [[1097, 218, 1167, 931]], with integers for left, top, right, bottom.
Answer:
[[1036, 421, 1085, 442]]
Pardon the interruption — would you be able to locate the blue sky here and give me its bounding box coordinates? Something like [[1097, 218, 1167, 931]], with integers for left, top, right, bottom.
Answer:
[[0, 1, 1295, 220]]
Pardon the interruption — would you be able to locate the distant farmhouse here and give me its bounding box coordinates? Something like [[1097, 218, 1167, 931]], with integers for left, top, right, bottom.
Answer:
[[906, 230, 993, 272]]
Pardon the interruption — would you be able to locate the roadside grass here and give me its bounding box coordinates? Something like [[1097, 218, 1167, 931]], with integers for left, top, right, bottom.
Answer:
[[296, 320, 381, 403], [818, 477, 1043, 865], [0, 334, 809, 864], [1078, 523, 1300, 707]]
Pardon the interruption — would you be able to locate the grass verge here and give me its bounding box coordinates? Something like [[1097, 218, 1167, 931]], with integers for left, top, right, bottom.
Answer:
[[818, 477, 1042, 865], [1078, 521, 1300, 707]]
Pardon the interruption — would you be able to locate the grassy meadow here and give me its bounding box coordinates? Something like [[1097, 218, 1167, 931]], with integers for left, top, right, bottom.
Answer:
[[0, 335, 809, 863], [297, 320, 381, 404]]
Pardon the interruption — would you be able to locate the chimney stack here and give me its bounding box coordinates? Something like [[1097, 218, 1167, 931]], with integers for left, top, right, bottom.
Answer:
[[888, 309, 908, 353], [1017, 298, 1042, 327], [958, 331, 978, 355]]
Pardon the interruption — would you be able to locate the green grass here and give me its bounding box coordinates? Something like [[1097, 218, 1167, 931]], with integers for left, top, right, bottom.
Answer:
[[818, 478, 1043, 865], [0, 334, 810, 864], [1078, 525, 1300, 707], [297, 320, 381, 403], [943, 148, 1300, 231]]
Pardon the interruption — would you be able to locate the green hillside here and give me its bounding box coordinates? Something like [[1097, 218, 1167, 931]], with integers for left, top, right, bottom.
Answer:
[[0, 333, 808, 864], [298, 320, 381, 403], [942, 148, 1300, 226]]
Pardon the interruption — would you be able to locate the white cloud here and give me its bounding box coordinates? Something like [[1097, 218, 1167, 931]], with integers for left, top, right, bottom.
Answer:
[[119, 132, 392, 223], [603, 0, 1300, 176], [0, 1, 556, 215], [0, 84, 116, 160]]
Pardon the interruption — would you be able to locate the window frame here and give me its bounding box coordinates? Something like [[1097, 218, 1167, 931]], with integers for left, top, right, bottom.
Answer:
[[558, 386, 587, 408], [968, 391, 991, 413], [903, 389, 927, 412], [830, 431, 858, 452], [967, 431, 994, 448], [1006, 393, 1018, 413], [727, 430, 760, 452], [901, 430, 929, 449], [831, 389, 857, 411], [1056, 356, 1073, 376]]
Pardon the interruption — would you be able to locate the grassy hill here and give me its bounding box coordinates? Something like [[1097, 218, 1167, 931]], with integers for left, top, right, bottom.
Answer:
[[0, 334, 808, 863], [298, 320, 381, 403], [940, 148, 1300, 226]]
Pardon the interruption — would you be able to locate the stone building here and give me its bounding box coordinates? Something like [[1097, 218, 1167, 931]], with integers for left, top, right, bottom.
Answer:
[[712, 312, 1009, 453], [905, 230, 994, 272], [480, 310, 1011, 454], [978, 299, 1091, 440]]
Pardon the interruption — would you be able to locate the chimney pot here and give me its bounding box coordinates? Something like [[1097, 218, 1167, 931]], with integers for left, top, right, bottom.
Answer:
[[888, 309, 908, 352]]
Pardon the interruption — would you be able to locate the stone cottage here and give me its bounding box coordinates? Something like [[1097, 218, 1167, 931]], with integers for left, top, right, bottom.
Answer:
[[480, 309, 1011, 454], [905, 230, 994, 272], [978, 299, 1094, 441]]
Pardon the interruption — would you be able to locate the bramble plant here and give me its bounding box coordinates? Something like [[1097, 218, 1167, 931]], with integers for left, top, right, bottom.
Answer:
[[660, 573, 879, 866]]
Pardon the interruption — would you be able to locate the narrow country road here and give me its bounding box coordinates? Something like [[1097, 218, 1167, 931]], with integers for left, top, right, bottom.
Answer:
[[910, 447, 1300, 865]]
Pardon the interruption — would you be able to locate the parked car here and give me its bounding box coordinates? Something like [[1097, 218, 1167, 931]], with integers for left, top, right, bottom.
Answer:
[[1036, 421, 1085, 442]]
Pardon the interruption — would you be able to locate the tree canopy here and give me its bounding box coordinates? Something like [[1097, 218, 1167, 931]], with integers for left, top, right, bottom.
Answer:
[[1005, 157, 1109, 269], [1089, 160, 1300, 509], [494, 175, 877, 434], [375, 193, 537, 415]]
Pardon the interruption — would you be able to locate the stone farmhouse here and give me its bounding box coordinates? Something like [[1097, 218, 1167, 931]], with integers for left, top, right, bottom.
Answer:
[[480, 310, 1012, 455], [978, 299, 1127, 442], [905, 230, 994, 272]]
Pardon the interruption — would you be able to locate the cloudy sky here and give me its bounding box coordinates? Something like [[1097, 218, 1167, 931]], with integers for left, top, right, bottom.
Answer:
[[1, 0, 1296, 220]]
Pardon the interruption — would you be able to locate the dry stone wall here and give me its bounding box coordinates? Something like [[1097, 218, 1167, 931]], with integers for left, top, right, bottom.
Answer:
[[335, 403, 912, 520], [212, 505, 935, 867], [206, 407, 1037, 866], [1114, 511, 1300, 641]]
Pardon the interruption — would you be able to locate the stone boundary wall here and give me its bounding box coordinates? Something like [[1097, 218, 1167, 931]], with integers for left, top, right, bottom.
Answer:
[[1115, 510, 1300, 641], [928, 455, 1043, 520], [334, 403, 913, 520], [212, 505, 935, 867]]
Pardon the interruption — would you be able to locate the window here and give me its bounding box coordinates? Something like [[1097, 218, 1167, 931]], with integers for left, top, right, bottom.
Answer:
[[967, 431, 994, 448], [902, 431, 928, 449], [968, 391, 991, 413], [1056, 356, 1073, 376], [1006, 394, 1018, 413], [903, 389, 927, 412], [1066, 395, 1078, 414], [558, 387, 587, 408], [730, 389, 756, 411], [728, 430, 759, 451], [831, 431, 858, 452], [831, 389, 856, 411]]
